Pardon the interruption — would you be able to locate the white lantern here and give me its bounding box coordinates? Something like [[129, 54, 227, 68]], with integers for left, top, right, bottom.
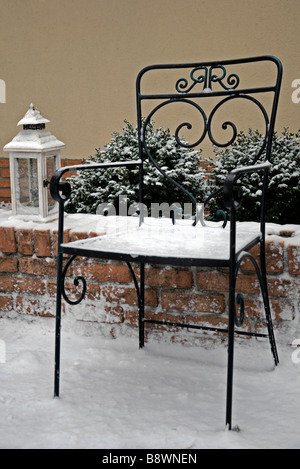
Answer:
[[4, 104, 65, 221]]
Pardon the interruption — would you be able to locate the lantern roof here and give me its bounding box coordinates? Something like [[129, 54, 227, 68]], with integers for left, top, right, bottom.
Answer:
[[3, 103, 65, 152], [17, 103, 50, 126]]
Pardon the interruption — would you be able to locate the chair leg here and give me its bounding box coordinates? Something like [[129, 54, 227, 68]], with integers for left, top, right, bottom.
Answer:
[[126, 261, 145, 348], [54, 252, 63, 397], [260, 243, 279, 366], [139, 263, 145, 349], [226, 266, 236, 430]]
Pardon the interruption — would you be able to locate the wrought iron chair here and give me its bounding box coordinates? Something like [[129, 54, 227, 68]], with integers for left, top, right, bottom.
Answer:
[[50, 56, 282, 429]]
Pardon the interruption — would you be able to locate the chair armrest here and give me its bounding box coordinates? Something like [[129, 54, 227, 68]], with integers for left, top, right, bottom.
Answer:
[[223, 161, 271, 209], [50, 160, 142, 203]]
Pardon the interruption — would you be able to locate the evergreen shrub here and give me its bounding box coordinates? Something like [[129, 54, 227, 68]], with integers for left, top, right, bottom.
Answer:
[[65, 120, 206, 216], [205, 128, 300, 224], [66, 123, 300, 225]]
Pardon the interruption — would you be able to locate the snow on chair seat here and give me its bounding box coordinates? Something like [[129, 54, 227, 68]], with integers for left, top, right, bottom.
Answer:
[[61, 216, 262, 266]]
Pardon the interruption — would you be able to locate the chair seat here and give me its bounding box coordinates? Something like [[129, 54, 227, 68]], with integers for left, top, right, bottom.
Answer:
[[62, 217, 262, 267]]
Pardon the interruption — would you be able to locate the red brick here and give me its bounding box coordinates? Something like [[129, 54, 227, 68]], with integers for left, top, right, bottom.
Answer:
[[0, 169, 10, 178], [47, 277, 100, 301], [265, 240, 285, 273], [246, 297, 295, 322], [0, 295, 14, 314], [0, 180, 10, 188], [102, 285, 158, 307], [17, 229, 34, 255], [69, 232, 88, 260], [143, 311, 185, 331], [0, 256, 18, 272], [288, 245, 300, 275], [124, 309, 139, 327], [66, 280, 100, 301], [185, 313, 229, 329], [241, 241, 284, 274], [61, 159, 80, 167], [145, 267, 193, 289], [241, 298, 264, 320], [15, 297, 54, 317], [279, 230, 295, 238], [70, 232, 87, 242], [0, 188, 11, 200], [34, 229, 51, 257], [238, 274, 261, 295], [198, 271, 261, 296], [46, 280, 57, 296], [0, 227, 16, 253], [0, 159, 9, 168], [53, 229, 70, 255], [89, 231, 106, 238], [19, 257, 57, 277], [74, 262, 132, 283], [0, 275, 45, 295], [271, 299, 295, 321], [197, 271, 228, 292], [267, 277, 297, 298], [161, 291, 225, 314], [103, 305, 124, 324]]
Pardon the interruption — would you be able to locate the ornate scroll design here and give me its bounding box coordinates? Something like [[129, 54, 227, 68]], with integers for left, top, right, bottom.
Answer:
[[176, 65, 240, 94], [143, 98, 208, 150], [141, 94, 269, 223], [62, 255, 87, 305], [143, 95, 269, 152], [207, 95, 269, 152], [142, 101, 200, 215]]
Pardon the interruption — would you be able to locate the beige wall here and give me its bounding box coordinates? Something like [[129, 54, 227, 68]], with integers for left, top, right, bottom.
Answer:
[[0, 0, 299, 160]]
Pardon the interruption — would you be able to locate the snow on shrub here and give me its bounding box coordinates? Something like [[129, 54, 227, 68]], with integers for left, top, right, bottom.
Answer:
[[66, 123, 300, 225], [65, 120, 206, 215], [205, 128, 300, 224]]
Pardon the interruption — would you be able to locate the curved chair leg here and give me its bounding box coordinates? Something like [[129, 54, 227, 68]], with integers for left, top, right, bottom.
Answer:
[[54, 251, 63, 397], [126, 261, 145, 348], [226, 258, 236, 430], [237, 248, 279, 366], [259, 241, 279, 365]]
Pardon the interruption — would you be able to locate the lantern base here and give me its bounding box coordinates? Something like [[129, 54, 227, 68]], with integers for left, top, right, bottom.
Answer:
[[9, 212, 59, 224]]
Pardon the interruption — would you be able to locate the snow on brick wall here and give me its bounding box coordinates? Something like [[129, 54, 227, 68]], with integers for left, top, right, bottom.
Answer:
[[0, 215, 299, 345]]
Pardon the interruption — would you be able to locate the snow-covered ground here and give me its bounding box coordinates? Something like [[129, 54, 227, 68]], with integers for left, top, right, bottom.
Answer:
[[0, 316, 299, 449], [0, 205, 299, 448]]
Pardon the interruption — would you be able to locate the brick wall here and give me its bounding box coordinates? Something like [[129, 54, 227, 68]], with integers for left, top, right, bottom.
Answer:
[[0, 158, 79, 203], [0, 218, 299, 344], [0, 158, 10, 203]]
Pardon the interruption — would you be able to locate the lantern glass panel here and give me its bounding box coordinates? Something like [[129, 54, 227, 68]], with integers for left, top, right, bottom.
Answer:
[[15, 157, 39, 215], [46, 155, 58, 213]]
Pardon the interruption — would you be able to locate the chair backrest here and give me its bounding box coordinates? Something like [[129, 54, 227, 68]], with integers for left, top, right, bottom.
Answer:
[[136, 56, 282, 218]]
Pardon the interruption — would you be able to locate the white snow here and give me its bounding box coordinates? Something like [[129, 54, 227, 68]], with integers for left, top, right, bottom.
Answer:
[[3, 103, 64, 152], [3, 129, 65, 152], [0, 316, 300, 449], [1, 205, 300, 249], [62, 216, 262, 262], [17, 103, 50, 126]]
